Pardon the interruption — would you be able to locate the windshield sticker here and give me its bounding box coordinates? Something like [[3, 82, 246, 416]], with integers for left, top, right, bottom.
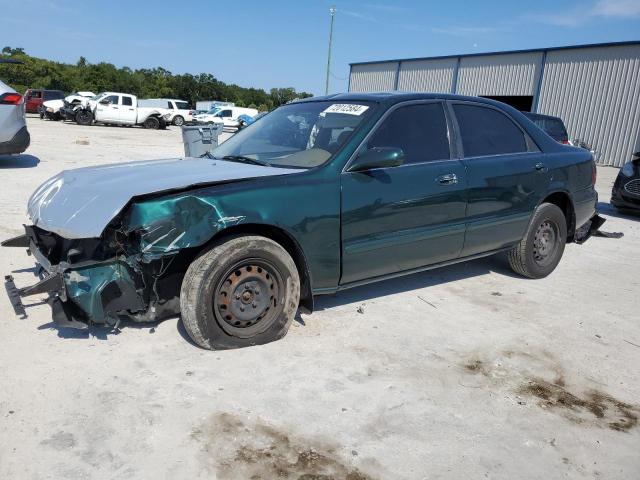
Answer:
[[322, 104, 369, 116]]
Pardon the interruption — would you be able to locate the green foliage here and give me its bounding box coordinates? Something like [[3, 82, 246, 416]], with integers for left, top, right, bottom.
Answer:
[[0, 48, 313, 110]]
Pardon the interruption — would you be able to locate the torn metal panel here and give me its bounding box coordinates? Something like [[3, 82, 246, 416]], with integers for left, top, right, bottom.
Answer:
[[123, 194, 246, 257], [27, 157, 300, 239], [63, 261, 145, 324]]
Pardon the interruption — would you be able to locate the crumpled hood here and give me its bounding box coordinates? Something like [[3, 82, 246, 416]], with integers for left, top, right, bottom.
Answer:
[[28, 157, 300, 239]]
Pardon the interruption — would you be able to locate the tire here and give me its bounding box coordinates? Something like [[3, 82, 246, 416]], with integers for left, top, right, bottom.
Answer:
[[75, 110, 93, 126], [143, 116, 160, 129], [172, 115, 184, 126], [180, 236, 300, 350], [508, 203, 567, 279]]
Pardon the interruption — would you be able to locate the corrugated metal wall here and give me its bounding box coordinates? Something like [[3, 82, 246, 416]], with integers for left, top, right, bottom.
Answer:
[[349, 44, 640, 166], [456, 52, 543, 96], [349, 62, 398, 92], [537, 45, 640, 167], [397, 58, 457, 92]]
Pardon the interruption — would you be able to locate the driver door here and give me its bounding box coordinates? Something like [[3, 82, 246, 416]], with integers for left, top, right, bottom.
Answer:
[[340, 101, 468, 284], [96, 94, 120, 122]]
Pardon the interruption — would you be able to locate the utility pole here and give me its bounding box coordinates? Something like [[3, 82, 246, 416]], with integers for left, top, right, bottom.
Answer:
[[325, 5, 336, 95]]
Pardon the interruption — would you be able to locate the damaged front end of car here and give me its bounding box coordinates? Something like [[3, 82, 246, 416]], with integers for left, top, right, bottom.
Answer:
[[3, 192, 249, 329]]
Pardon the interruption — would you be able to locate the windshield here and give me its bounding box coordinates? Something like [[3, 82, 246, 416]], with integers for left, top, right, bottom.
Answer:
[[211, 101, 375, 169], [91, 92, 107, 100], [206, 107, 221, 115]]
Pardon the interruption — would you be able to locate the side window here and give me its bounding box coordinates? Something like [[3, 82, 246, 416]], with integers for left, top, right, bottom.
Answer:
[[366, 103, 450, 164], [167, 101, 174, 109], [122, 96, 133, 106], [103, 95, 119, 105], [219, 109, 232, 118], [176, 101, 189, 110], [29, 91, 42, 99], [453, 104, 527, 157]]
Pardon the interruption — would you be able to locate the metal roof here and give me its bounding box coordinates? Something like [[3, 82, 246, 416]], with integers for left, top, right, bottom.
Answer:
[[349, 40, 640, 66]]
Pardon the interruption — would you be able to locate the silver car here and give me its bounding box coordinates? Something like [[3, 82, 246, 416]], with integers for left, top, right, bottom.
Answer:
[[0, 60, 30, 155]]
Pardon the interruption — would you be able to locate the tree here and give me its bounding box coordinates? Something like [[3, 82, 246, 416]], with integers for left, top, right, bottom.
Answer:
[[0, 48, 314, 107]]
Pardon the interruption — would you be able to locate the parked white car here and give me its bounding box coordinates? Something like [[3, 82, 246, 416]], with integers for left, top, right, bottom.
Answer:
[[75, 92, 170, 129], [41, 91, 95, 121], [0, 74, 29, 155], [140, 98, 193, 126], [194, 106, 258, 128]]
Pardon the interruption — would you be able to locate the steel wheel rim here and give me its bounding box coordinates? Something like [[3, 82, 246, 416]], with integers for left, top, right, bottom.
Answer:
[[213, 258, 283, 338], [532, 219, 559, 266]]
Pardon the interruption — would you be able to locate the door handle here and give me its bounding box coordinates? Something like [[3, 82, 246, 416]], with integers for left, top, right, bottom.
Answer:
[[534, 162, 547, 172], [436, 173, 458, 185]]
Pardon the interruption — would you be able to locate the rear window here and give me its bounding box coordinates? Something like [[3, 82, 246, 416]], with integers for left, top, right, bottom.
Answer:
[[44, 91, 64, 100], [524, 113, 568, 140], [122, 96, 133, 106], [453, 104, 528, 157]]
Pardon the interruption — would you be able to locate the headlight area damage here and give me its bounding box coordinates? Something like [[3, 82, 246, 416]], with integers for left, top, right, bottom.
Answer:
[[3, 194, 246, 329]]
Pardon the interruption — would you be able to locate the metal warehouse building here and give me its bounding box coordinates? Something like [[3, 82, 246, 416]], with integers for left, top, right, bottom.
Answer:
[[348, 41, 640, 167]]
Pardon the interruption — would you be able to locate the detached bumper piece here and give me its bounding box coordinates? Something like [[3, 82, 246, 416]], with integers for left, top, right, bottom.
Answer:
[[574, 214, 611, 244]]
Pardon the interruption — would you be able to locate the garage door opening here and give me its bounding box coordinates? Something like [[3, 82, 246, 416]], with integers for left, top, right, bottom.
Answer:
[[481, 95, 534, 112]]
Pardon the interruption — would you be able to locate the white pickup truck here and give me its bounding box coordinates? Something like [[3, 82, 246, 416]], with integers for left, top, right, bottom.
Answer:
[[74, 92, 170, 129]]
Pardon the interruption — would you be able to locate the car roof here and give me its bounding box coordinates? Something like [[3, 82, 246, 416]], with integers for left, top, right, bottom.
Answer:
[[297, 91, 518, 109]]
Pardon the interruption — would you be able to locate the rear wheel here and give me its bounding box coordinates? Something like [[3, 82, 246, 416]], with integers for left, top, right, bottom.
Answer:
[[75, 110, 93, 126], [143, 116, 160, 129], [508, 203, 567, 279], [180, 236, 300, 350], [172, 115, 184, 126]]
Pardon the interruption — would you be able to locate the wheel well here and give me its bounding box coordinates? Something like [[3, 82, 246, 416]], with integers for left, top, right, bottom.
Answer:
[[205, 224, 314, 313], [542, 192, 576, 240]]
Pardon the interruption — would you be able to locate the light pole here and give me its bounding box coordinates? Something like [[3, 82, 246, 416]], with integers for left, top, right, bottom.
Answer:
[[325, 5, 336, 95]]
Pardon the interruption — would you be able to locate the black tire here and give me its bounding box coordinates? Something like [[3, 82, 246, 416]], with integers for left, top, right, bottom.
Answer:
[[172, 115, 184, 126], [75, 109, 93, 126], [143, 116, 160, 129], [508, 203, 567, 279], [180, 236, 300, 350]]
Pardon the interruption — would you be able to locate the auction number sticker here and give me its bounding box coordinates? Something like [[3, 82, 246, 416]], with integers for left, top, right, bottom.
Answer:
[[323, 104, 369, 115]]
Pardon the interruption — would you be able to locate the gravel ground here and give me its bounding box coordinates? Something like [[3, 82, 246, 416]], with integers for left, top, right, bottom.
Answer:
[[0, 116, 638, 480]]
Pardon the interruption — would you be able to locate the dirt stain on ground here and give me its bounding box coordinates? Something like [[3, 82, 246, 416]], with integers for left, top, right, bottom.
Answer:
[[519, 379, 638, 432], [192, 413, 376, 480], [462, 352, 639, 433]]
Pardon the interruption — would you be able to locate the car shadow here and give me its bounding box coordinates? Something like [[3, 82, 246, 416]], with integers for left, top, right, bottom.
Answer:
[[30, 253, 525, 344], [0, 154, 40, 168], [312, 252, 520, 312], [597, 201, 640, 220]]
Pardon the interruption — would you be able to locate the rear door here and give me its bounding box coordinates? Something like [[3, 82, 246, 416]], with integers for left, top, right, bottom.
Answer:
[[119, 95, 137, 124], [450, 101, 550, 256], [340, 101, 468, 284]]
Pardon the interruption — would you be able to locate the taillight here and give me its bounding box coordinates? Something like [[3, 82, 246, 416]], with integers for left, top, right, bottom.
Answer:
[[0, 92, 23, 105], [560, 139, 569, 144]]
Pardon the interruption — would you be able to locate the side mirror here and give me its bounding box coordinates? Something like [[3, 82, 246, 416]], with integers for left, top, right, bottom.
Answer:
[[347, 147, 405, 172], [99, 99, 110, 105]]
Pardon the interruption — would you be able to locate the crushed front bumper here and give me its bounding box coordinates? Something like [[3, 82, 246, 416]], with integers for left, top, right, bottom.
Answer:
[[2, 230, 145, 329]]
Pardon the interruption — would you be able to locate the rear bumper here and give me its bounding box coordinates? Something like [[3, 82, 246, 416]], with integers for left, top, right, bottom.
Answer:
[[0, 126, 30, 155]]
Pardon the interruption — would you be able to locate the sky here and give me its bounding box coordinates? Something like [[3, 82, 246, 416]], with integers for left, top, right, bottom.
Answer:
[[1, 0, 639, 95]]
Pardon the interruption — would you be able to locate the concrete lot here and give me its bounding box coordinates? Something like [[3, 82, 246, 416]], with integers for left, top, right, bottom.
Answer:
[[0, 116, 638, 480]]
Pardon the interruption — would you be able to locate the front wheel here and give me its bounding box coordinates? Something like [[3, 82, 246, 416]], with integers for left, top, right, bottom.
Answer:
[[75, 109, 93, 126], [180, 236, 300, 350], [508, 203, 567, 279]]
